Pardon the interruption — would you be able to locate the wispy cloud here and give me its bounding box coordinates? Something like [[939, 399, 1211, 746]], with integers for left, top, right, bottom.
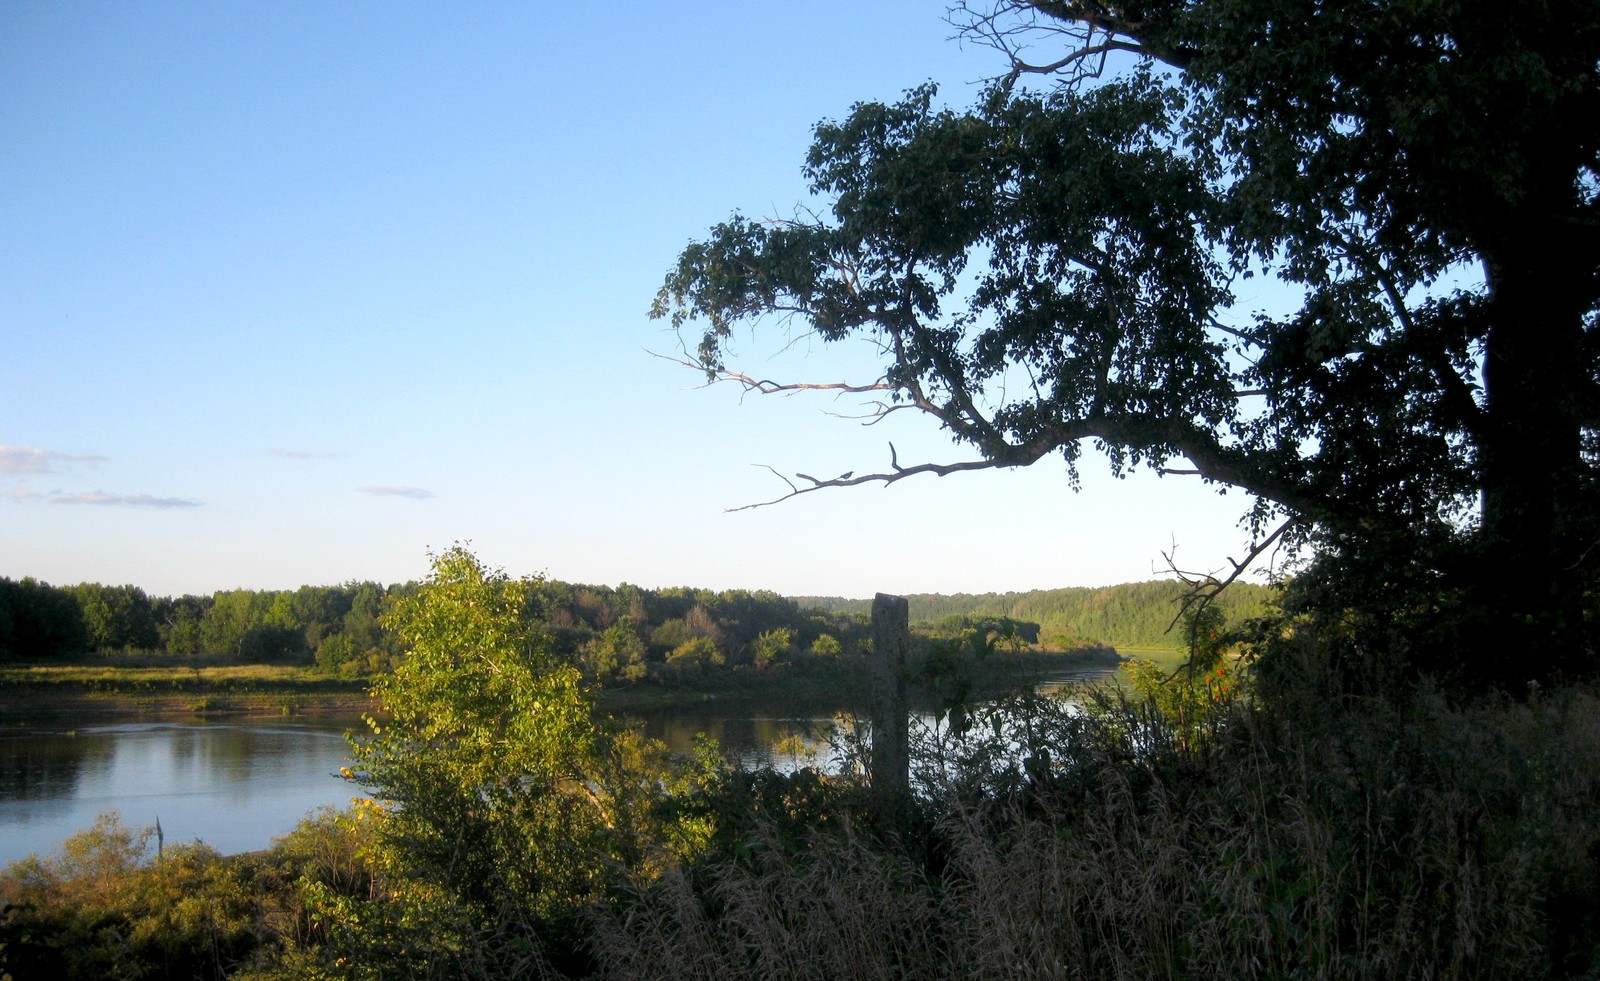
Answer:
[[271, 448, 334, 460], [0, 445, 107, 478], [1, 446, 197, 509], [359, 485, 434, 500], [48, 490, 202, 509]]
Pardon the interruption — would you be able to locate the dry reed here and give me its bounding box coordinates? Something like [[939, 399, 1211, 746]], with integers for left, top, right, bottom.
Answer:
[[589, 684, 1600, 980]]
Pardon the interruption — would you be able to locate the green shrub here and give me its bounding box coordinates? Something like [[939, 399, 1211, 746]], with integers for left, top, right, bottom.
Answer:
[[0, 813, 267, 980]]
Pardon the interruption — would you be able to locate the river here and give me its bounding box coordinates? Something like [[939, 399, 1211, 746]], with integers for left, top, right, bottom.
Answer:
[[0, 664, 1120, 868]]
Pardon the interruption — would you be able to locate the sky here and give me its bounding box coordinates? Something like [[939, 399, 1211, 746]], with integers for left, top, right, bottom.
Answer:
[[1, 2, 1271, 599]]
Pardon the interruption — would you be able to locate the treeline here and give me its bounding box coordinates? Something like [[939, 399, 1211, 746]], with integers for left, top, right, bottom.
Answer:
[[536, 581, 873, 685], [0, 574, 1236, 679], [0, 578, 406, 673], [0, 576, 895, 686], [798, 579, 1278, 650]]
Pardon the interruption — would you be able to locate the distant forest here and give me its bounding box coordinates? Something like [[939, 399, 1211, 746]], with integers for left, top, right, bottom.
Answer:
[[0, 574, 1273, 681], [800, 579, 1278, 652]]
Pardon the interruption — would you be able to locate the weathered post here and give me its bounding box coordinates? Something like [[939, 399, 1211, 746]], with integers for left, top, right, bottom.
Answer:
[[870, 592, 910, 816]]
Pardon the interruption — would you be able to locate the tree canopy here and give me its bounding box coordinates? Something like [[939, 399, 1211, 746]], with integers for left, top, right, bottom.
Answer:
[[653, 0, 1600, 689]]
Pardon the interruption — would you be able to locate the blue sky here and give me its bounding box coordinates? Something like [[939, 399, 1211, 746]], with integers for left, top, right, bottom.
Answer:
[[1, 2, 1265, 598]]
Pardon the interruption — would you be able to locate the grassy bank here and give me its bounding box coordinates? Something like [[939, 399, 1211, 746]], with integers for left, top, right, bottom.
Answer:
[[0, 661, 374, 728], [0, 647, 1125, 728]]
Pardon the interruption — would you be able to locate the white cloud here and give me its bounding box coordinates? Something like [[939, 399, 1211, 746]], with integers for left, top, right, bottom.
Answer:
[[0, 445, 107, 478], [359, 485, 434, 500], [0, 446, 196, 509], [47, 491, 202, 509]]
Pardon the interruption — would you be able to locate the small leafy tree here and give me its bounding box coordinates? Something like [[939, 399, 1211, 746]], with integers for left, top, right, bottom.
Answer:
[[0, 813, 263, 980], [811, 633, 843, 658], [71, 583, 160, 652], [334, 547, 646, 975], [665, 636, 724, 680], [156, 595, 208, 655], [578, 616, 649, 684], [753, 627, 794, 669]]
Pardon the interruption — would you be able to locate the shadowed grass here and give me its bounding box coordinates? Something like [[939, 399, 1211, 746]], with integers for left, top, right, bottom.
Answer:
[[589, 683, 1600, 980]]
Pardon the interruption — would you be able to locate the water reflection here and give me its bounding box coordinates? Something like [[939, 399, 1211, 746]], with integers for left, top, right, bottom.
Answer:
[[0, 721, 353, 866], [0, 662, 1122, 866], [633, 710, 841, 769]]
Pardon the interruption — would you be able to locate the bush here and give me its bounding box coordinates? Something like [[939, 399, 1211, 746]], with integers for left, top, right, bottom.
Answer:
[[0, 813, 267, 980], [664, 637, 724, 681], [321, 547, 709, 977]]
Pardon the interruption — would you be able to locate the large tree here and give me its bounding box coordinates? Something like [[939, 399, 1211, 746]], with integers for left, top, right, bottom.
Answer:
[[653, 1, 1600, 688]]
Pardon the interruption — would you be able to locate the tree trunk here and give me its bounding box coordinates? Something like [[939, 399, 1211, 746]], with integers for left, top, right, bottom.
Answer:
[[1476, 221, 1593, 686]]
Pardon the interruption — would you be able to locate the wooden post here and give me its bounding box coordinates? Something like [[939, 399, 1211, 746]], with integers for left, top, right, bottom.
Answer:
[[870, 592, 910, 813]]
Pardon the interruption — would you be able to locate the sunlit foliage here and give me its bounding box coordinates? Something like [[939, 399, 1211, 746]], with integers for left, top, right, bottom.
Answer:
[[322, 546, 712, 977]]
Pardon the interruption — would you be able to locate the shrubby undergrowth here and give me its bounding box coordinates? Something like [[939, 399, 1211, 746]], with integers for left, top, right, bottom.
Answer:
[[7, 553, 1600, 979], [589, 675, 1600, 980]]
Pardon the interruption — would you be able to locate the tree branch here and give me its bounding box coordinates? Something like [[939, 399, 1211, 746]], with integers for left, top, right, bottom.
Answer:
[[948, 0, 1192, 91], [1169, 515, 1298, 609], [648, 350, 891, 396], [659, 324, 1335, 525], [727, 452, 1010, 512], [1330, 233, 1486, 439], [724, 398, 1335, 530], [1159, 515, 1298, 675]]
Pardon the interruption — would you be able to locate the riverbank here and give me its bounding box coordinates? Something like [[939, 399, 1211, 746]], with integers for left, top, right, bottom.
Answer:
[[0, 648, 1127, 729], [0, 663, 374, 730], [598, 648, 1124, 713]]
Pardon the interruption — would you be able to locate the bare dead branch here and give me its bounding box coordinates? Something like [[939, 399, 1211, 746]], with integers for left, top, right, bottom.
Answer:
[[754, 465, 798, 496], [1157, 515, 1298, 676], [947, 0, 1190, 91], [726, 452, 1010, 512], [1170, 516, 1296, 605], [821, 403, 919, 425], [1002, 39, 1149, 87], [648, 350, 892, 396], [658, 334, 1336, 526]]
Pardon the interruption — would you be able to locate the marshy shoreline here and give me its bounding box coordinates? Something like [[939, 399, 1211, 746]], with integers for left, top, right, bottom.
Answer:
[[0, 646, 1129, 731]]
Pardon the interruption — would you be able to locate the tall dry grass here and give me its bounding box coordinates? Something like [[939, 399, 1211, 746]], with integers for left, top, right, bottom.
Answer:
[[589, 683, 1600, 979], [589, 827, 941, 979]]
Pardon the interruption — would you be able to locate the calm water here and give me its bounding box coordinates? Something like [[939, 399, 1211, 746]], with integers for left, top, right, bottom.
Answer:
[[0, 720, 356, 866], [0, 664, 1118, 867], [0, 714, 837, 867]]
